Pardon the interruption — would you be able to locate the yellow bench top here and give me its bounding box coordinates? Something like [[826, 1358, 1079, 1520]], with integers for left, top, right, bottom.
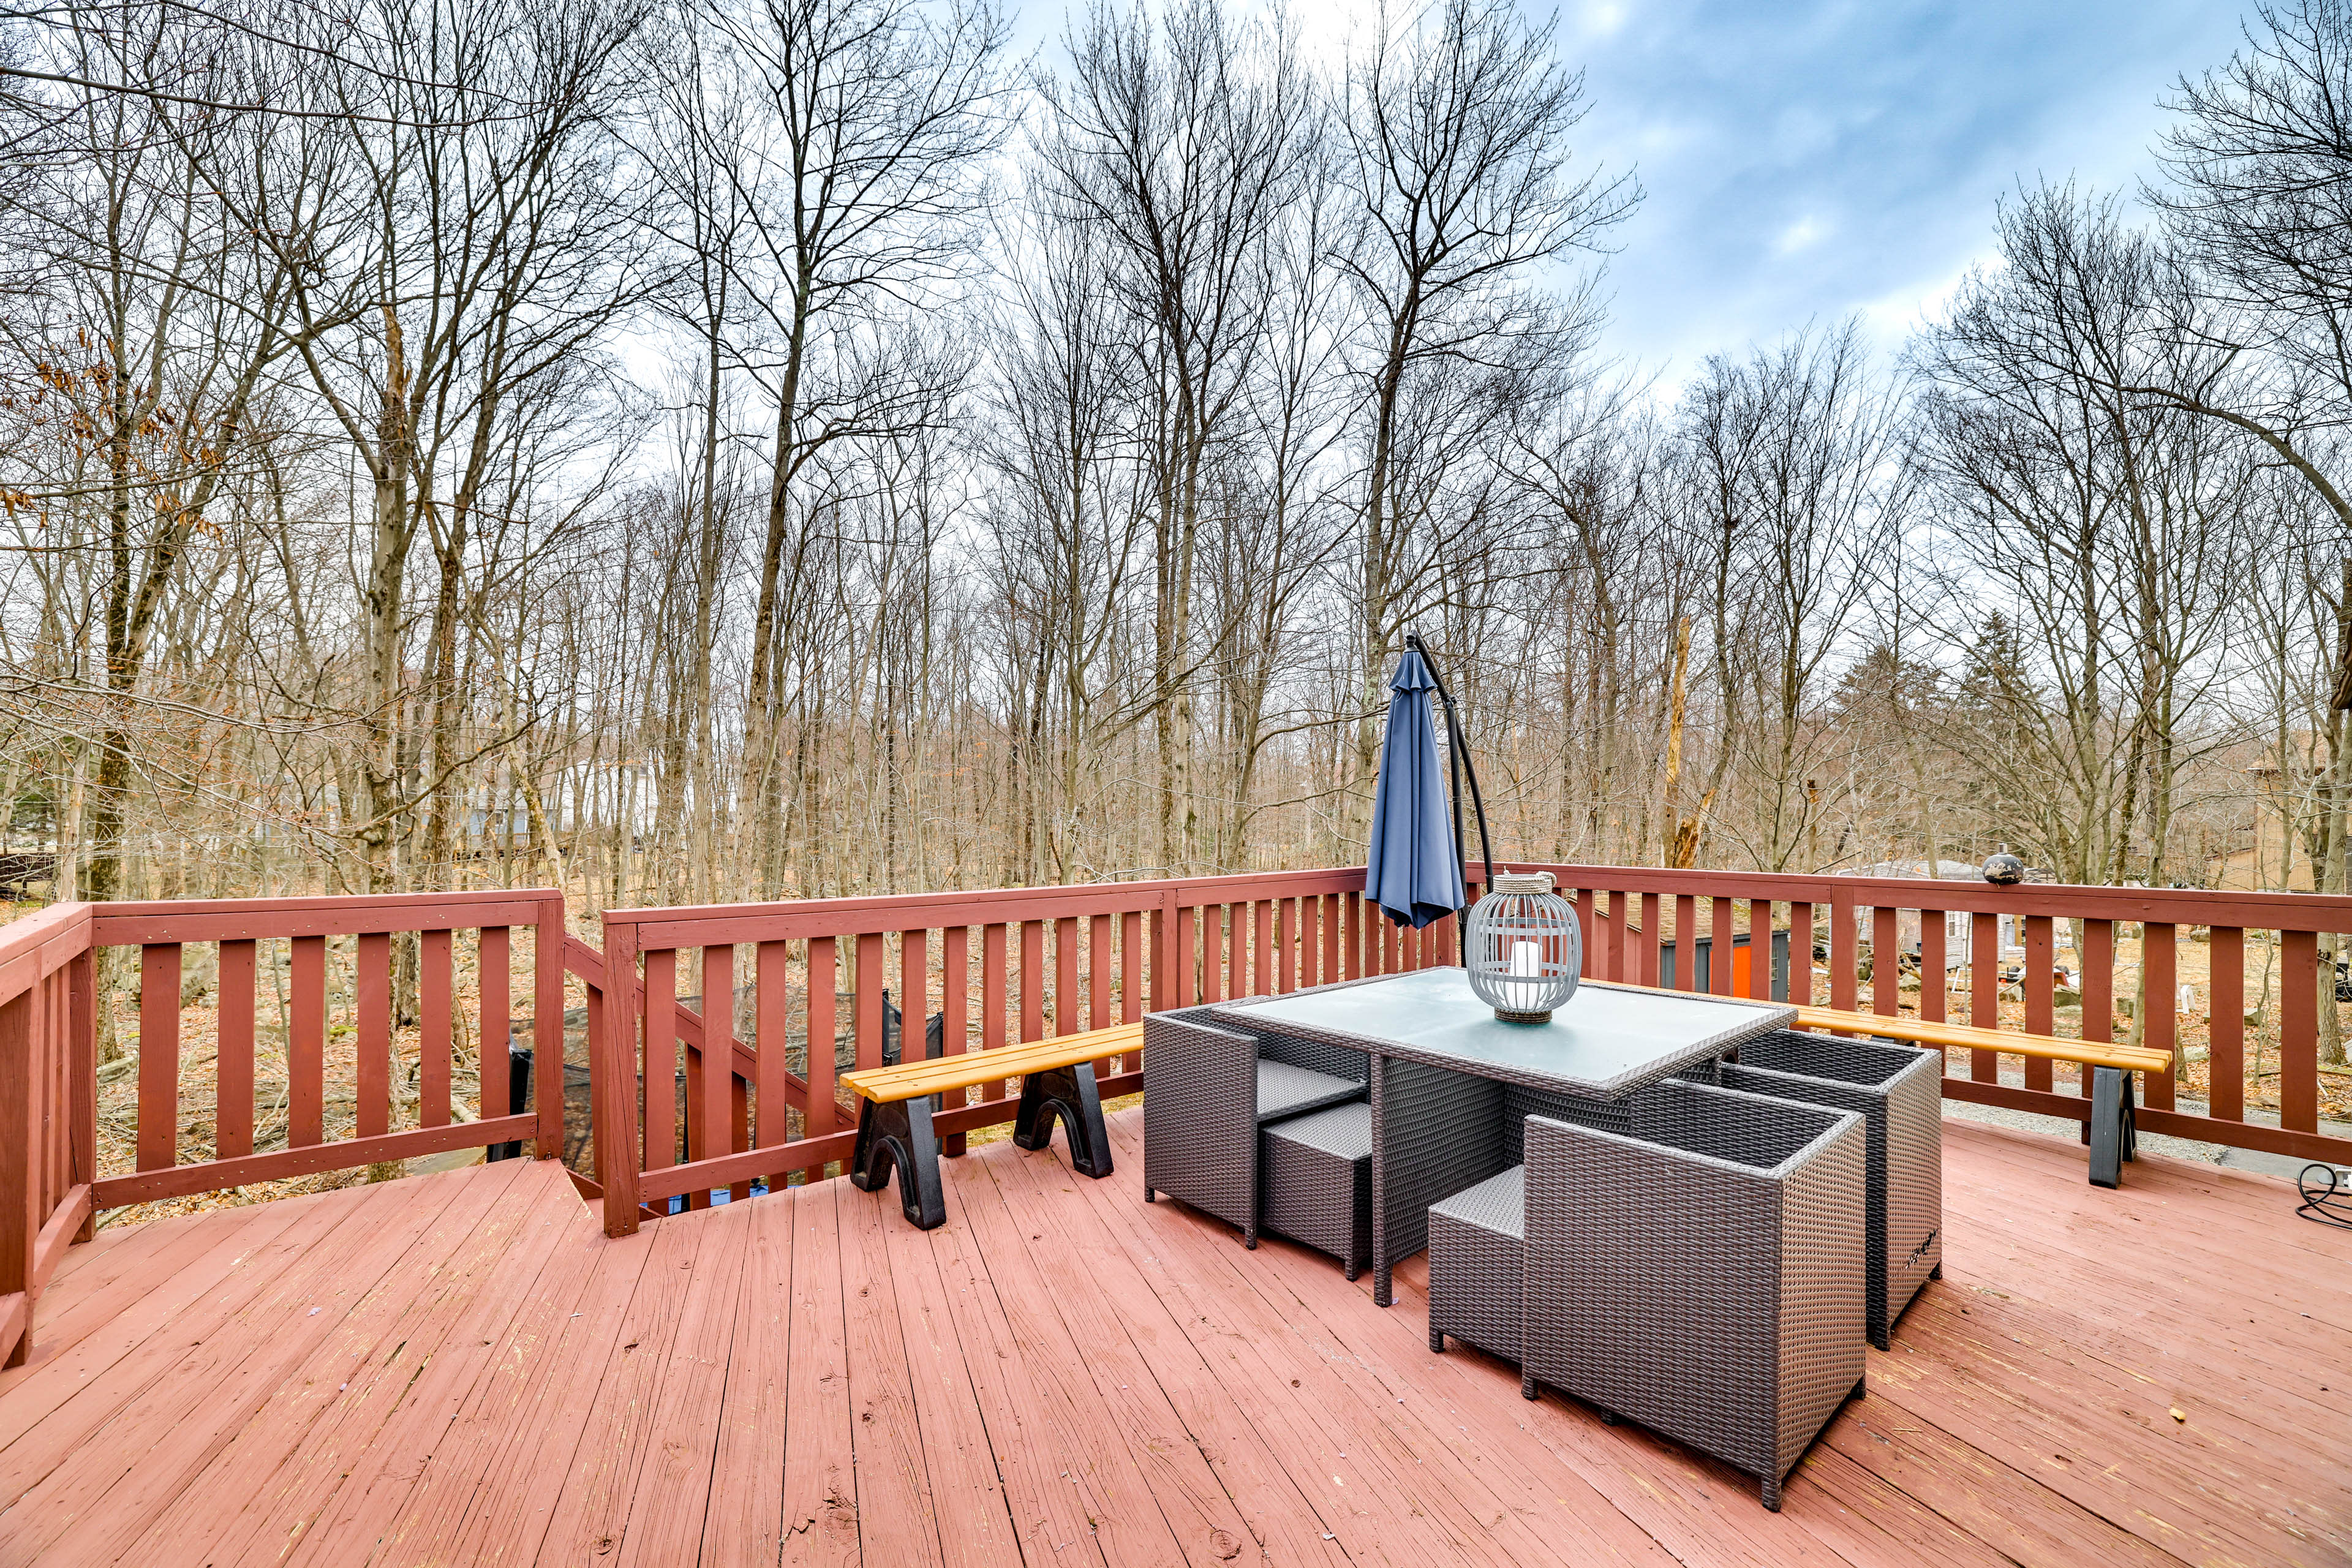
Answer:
[[842, 1022, 1144, 1104], [1792, 1005, 2173, 1074]]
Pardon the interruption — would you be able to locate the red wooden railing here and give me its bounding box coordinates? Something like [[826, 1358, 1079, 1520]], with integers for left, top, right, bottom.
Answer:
[[87, 891, 572, 1208], [1526, 865, 2352, 1169], [1, 903, 94, 1368], [591, 868, 1457, 1235], [7, 862, 2348, 1357]]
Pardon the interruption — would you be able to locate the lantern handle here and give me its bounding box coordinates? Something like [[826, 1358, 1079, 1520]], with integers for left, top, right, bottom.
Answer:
[[1404, 631, 1495, 895]]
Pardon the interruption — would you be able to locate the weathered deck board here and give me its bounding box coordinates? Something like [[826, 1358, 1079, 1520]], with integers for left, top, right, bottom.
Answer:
[[2, 1114, 2346, 1568]]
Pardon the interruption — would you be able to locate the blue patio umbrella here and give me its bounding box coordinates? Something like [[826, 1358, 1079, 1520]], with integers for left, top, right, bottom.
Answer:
[[1364, 643, 1490, 929]]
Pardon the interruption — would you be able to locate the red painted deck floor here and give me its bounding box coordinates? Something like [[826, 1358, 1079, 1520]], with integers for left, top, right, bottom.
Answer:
[[1, 1109, 2345, 1567]]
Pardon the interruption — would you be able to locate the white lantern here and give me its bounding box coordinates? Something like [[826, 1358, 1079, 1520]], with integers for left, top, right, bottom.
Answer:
[[1464, 870, 1583, 1023]]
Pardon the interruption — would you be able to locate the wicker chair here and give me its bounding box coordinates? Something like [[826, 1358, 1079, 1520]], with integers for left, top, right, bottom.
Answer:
[[1719, 1030, 1942, 1349], [1141, 1004, 1367, 1247], [1516, 1079, 1868, 1511]]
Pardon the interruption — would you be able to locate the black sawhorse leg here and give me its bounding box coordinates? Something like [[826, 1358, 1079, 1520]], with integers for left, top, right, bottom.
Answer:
[[1012, 1061, 1114, 1178], [2084, 1066, 2138, 1189], [851, 1096, 947, 1229]]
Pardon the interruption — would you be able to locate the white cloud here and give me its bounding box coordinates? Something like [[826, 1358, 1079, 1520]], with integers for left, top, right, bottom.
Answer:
[[1774, 216, 1830, 255]]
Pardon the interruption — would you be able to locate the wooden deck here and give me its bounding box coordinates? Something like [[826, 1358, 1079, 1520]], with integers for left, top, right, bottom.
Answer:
[[1, 1109, 2345, 1568]]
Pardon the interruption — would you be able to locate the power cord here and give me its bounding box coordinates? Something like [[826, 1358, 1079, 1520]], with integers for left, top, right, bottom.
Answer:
[[2298, 1164, 2352, 1230]]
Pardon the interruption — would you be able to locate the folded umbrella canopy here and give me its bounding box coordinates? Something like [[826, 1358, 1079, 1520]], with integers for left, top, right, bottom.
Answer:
[[1363, 647, 1472, 929]]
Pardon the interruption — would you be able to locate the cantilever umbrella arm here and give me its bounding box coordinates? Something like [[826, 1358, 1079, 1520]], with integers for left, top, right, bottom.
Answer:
[[1403, 631, 1494, 893]]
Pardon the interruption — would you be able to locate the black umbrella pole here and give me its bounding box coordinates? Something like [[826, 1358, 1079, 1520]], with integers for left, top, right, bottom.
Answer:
[[1406, 634, 1495, 891]]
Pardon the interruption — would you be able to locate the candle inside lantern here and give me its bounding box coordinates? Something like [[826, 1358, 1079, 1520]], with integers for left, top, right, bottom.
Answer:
[[1506, 937, 1542, 1010]]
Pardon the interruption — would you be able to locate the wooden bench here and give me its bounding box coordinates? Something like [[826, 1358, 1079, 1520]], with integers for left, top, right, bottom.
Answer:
[[842, 1022, 1143, 1228], [1792, 1005, 2174, 1188]]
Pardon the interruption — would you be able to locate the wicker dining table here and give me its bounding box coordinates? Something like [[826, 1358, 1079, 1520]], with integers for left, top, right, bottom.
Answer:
[[1210, 970, 1797, 1306]]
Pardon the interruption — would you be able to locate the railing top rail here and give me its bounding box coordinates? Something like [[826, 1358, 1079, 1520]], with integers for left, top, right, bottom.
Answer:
[[1529, 864, 2352, 932], [611, 866, 1371, 948], [88, 888, 565, 945]]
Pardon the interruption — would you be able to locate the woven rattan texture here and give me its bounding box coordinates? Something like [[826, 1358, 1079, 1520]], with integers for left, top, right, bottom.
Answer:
[[1722, 1031, 1942, 1348], [1257, 1061, 1368, 1121], [1142, 1009, 1263, 1236], [1500, 1084, 1633, 1164], [1261, 1101, 1373, 1275], [1521, 1080, 1866, 1510], [1427, 1165, 1526, 1361], [1371, 1055, 1508, 1279]]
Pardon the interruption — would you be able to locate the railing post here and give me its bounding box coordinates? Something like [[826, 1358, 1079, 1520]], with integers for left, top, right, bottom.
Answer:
[[1, 987, 35, 1366], [596, 919, 644, 1236]]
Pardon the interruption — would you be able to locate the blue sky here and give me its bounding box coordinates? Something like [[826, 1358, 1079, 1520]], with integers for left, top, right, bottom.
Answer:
[[1534, 0, 2255, 379], [1019, 0, 2256, 380]]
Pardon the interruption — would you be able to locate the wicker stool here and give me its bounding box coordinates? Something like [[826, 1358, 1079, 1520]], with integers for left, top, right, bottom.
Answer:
[[1259, 1101, 1373, 1278], [1425, 1166, 1524, 1359]]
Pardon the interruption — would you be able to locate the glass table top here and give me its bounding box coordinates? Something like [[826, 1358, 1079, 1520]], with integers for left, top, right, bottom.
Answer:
[[1211, 968, 1794, 1096]]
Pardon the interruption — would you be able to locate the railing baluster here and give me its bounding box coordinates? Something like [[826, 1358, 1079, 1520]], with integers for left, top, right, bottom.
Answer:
[[756, 940, 790, 1178], [1054, 916, 1078, 1035], [645, 946, 679, 1183], [1639, 892, 1660, 986], [1321, 893, 1341, 986], [1275, 900, 1295, 995], [2022, 916, 2054, 1093], [1918, 911, 1946, 1024], [900, 928, 927, 1050], [1871, 906, 1898, 1018], [2207, 927, 2243, 1123], [696, 943, 734, 1208], [803, 937, 838, 1156], [1790, 900, 1814, 1008], [1712, 897, 1736, 997], [1969, 912, 1999, 1082], [479, 928, 510, 1121], [1830, 892, 1858, 1012], [420, 930, 453, 1129], [2144, 923, 2177, 1112], [981, 924, 1007, 1106], [1018, 921, 1044, 1042], [1574, 888, 1596, 977], [1089, 914, 1111, 1029], [943, 925, 970, 1154], [217, 939, 256, 1160], [2281, 929, 2318, 1134], [1120, 910, 1143, 1025], [856, 932, 887, 1074], [1178, 903, 1201, 1006], [1674, 895, 1698, 990], [1256, 900, 1274, 994], [137, 944, 181, 1172], [1747, 900, 1774, 1001], [356, 932, 392, 1140], [285, 934, 324, 1149]]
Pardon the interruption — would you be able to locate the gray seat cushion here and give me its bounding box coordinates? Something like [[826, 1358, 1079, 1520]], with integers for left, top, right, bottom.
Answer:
[[1430, 1164, 1524, 1242], [1263, 1099, 1371, 1159], [1256, 1060, 1364, 1122]]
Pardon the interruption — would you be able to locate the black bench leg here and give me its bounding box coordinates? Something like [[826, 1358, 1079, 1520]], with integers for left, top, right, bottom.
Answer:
[[850, 1098, 947, 1229], [1012, 1061, 1114, 1178], [2087, 1067, 2135, 1189]]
